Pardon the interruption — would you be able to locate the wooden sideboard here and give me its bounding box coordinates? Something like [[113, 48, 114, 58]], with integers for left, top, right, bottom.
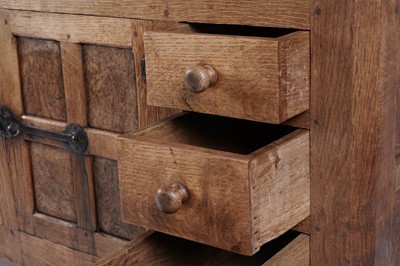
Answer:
[[0, 1, 399, 265]]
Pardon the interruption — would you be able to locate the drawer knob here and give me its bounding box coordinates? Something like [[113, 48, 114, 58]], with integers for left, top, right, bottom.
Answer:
[[184, 65, 218, 93], [156, 183, 189, 214]]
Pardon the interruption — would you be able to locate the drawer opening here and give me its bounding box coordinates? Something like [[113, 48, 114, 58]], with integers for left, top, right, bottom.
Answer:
[[135, 112, 296, 155], [96, 230, 303, 265], [187, 23, 298, 38]]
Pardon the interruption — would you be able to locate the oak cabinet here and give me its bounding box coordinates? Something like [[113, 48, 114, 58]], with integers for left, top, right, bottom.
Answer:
[[1, 1, 399, 266]]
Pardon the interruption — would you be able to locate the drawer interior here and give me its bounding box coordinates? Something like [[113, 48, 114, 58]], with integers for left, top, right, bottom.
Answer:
[[187, 23, 297, 38], [135, 112, 296, 155], [96, 230, 307, 266]]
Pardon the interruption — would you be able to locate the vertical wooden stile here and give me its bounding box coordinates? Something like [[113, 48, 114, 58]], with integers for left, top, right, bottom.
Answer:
[[310, 1, 400, 264]]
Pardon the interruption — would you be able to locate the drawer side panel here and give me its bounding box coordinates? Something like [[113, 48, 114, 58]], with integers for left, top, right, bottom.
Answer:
[[250, 130, 310, 251]]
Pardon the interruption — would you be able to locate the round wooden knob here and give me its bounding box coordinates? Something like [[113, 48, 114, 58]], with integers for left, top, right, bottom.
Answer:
[[155, 183, 189, 214], [184, 65, 218, 93]]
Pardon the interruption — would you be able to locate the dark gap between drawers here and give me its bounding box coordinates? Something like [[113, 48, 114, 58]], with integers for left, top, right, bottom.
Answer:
[[136, 112, 296, 155], [187, 23, 297, 38]]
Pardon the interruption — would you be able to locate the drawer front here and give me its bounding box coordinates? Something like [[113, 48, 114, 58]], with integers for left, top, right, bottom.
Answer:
[[145, 30, 310, 124], [118, 113, 310, 255]]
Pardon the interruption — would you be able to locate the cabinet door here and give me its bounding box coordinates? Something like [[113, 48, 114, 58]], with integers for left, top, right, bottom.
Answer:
[[0, 10, 176, 263]]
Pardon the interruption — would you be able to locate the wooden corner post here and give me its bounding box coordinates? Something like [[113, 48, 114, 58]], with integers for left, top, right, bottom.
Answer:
[[310, 1, 400, 264]]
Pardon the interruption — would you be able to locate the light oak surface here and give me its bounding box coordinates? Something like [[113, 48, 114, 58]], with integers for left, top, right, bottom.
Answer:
[[118, 113, 310, 255], [0, 0, 310, 29], [145, 28, 310, 124]]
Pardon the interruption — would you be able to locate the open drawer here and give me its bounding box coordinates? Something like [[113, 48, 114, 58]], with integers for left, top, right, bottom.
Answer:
[[144, 25, 310, 124], [118, 113, 310, 255], [96, 231, 310, 266]]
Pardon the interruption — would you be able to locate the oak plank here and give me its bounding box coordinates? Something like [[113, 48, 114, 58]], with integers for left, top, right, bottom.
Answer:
[[392, 190, 400, 264], [310, 1, 399, 264], [93, 233, 131, 258], [17, 37, 67, 121], [0, 0, 310, 29], [145, 29, 309, 124], [9, 10, 132, 47], [250, 130, 310, 251], [132, 20, 180, 129], [61, 42, 97, 231], [292, 217, 311, 235], [93, 157, 146, 240], [0, 10, 35, 234], [396, 156, 400, 192], [20, 233, 98, 266], [278, 31, 310, 122], [83, 44, 138, 133], [32, 213, 132, 257], [61, 42, 87, 126], [86, 128, 118, 160], [71, 155, 97, 231], [30, 143, 77, 222], [262, 234, 309, 266], [0, 136, 19, 229], [0, 11, 19, 230], [131, 19, 158, 129], [283, 111, 310, 129], [0, 226, 22, 265]]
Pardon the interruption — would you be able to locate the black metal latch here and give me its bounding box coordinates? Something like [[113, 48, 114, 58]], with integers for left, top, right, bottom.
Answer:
[[0, 105, 88, 154]]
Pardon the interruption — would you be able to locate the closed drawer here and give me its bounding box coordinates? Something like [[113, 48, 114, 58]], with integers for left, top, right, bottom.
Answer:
[[144, 26, 310, 124], [118, 113, 310, 255]]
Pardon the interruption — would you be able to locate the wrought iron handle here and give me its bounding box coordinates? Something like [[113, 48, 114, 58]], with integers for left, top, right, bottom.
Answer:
[[155, 183, 189, 214], [0, 105, 88, 154], [184, 65, 218, 93], [0, 105, 20, 138]]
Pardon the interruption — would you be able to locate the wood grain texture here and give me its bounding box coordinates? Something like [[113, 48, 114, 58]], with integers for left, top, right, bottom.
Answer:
[[32, 213, 130, 257], [83, 45, 138, 133], [93, 157, 146, 240], [0, 11, 20, 230], [132, 19, 180, 129], [118, 113, 309, 255], [61, 42, 87, 125], [20, 233, 98, 266], [393, 190, 400, 264], [21, 115, 71, 151], [86, 128, 118, 160], [0, 227, 22, 265], [17, 37, 66, 121], [0, 136, 19, 229], [71, 155, 97, 231], [396, 157, 400, 192], [0, 10, 35, 234], [292, 217, 310, 234], [310, 1, 399, 264], [250, 130, 310, 252], [283, 111, 310, 129], [0, 0, 310, 29], [21, 116, 120, 160], [278, 32, 310, 121], [96, 231, 302, 266], [30, 143, 76, 222], [9, 10, 132, 47], [263, 234, 309, 266], [145, 29, 309, 124]]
